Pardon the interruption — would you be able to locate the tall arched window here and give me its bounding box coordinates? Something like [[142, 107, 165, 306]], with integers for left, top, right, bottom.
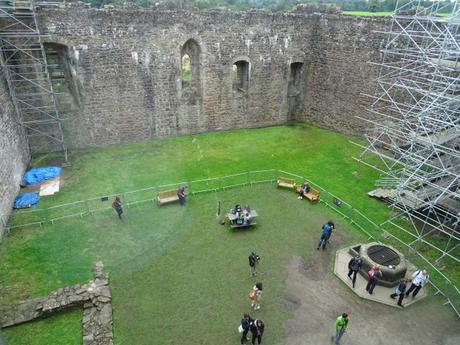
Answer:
[[181, 40, 200, 89], [180, 39, 201, 104]]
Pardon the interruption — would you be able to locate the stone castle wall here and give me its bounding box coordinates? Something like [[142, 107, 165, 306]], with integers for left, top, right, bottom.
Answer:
[[0, 67, 29, 239], [0, 5, 387, 231], [36, 4, 387, 149]]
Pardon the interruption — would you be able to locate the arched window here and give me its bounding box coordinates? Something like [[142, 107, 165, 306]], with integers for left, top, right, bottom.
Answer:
[[232, 60, 249, 92], [181, 40, 200, 89]]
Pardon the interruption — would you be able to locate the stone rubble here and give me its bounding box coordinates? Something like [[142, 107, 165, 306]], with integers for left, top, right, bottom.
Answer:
[[0, 261, 113, 345]]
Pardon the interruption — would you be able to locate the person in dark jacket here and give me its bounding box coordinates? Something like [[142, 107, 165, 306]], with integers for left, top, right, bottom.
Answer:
[[297, 182, 310, 199], [390, 279, 408, 307], [177, 186, 186, 206], [347, 256, 362, 288], [248, 252, 260, 277], [365, 267, 382, 295], [112, 196, 123, 219], [250, 319, 264, 345], [317, 221, 335, 250], [240, 313, 254, 344]]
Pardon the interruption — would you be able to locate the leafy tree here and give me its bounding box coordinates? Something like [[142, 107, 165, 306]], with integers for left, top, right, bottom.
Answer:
[[368, 0, 381, 12]]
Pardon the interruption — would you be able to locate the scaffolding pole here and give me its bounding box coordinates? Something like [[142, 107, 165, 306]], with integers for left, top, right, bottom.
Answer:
[[355, 1, 460, 267], [0, 0, 67, 161]]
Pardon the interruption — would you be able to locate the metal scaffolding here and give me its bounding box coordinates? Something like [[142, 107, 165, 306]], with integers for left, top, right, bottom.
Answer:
[[355, 0, 460, 268], [0, 0, 67, 161]]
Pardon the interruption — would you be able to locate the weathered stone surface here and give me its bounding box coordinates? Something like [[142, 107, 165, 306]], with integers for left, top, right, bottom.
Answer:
[[31, 4, 387, 150], [1, 261, 114, 345], [0, 65, 29, 240]]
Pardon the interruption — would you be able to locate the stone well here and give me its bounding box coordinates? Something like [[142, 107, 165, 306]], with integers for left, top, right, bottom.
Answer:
[[349, 242, 407, 287]]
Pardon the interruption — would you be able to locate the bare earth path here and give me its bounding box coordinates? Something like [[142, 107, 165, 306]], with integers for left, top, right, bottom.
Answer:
[[282, 246, 460, 345]]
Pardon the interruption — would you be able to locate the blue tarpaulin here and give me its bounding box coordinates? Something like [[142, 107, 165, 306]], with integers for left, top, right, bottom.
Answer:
[[22, 166, 61, 185], [13, 193, 40, 209]]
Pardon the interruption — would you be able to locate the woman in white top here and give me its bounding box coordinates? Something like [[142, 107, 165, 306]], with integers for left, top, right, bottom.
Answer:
[[406, 269, 429, 298]]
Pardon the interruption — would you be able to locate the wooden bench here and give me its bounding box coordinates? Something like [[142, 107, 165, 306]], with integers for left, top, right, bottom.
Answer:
[[157, 189, 179, 206], [277, 177, 296, 190], [296, 185, 320, 202]]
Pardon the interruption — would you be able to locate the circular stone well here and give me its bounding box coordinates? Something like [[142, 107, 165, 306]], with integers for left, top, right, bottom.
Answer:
[[349, 242, 407, 287]]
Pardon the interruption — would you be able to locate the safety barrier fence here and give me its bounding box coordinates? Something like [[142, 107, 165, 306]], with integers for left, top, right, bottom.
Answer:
[[1, 168, 459, 317]]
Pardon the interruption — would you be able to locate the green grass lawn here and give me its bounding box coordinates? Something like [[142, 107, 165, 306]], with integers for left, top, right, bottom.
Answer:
[[19, 124, 384, 222], [2, 184, 368, 345], [1, 124, 458, 344]]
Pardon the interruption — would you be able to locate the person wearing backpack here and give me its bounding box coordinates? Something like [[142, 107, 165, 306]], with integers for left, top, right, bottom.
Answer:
[[250, 319, 264, 345], [249, 282, 263, 310], [239, 313, 254, 344], [406, 269, 429, 298], [390, 278, 408, 307], [365, 266, 382, 295], [347, 256, 362, 288]]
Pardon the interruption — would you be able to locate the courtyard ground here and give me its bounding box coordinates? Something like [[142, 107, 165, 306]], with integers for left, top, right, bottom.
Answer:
[[0, 125, 458, 344], [2, 186, 459, 345]]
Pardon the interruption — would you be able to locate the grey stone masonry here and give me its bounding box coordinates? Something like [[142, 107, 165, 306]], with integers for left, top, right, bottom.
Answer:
[[0, 261, 113, 345], [0, 67, 29, 241], [33, 4, 388, 149]]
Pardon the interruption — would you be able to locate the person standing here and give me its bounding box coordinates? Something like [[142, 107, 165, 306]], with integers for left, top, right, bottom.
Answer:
[[112, 196, 123, 220], [365, 266, 382, 295], [250, 319, 264, 345], [248, 252, 260, 277], [317, 221, 335, 250], [347, 256, 362, 288], [331, 313, 349, 345], [406, 269, 429, 298], [240, 313, 254, 345], [177, 186, 186, 206], [249, 283, 263, 310], [390, 279, 408, 307]]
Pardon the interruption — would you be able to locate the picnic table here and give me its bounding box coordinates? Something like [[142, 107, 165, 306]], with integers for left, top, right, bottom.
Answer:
[[227, 210, 258, 228]]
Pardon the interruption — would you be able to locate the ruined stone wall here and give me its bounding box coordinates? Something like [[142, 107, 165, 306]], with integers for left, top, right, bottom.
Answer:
[[301, 15, 386, 136], [0, 68, 29, 239], [36, 4, 387, 148]]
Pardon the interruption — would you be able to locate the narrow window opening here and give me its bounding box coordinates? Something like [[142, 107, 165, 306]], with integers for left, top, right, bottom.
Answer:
[[232, 60, 249, 92], [289, 62, 303, 89], [288, 62, 304, 122], [44, 43, 81, 111], [180, 39, 201, 105], [181, 53, 191, 86]]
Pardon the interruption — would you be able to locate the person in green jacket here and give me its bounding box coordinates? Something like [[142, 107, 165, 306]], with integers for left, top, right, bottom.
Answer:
[[331, 313, 349, 344]]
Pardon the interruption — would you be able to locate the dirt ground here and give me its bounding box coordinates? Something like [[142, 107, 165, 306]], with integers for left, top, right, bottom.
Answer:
[[281, 235, 460, 345]]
